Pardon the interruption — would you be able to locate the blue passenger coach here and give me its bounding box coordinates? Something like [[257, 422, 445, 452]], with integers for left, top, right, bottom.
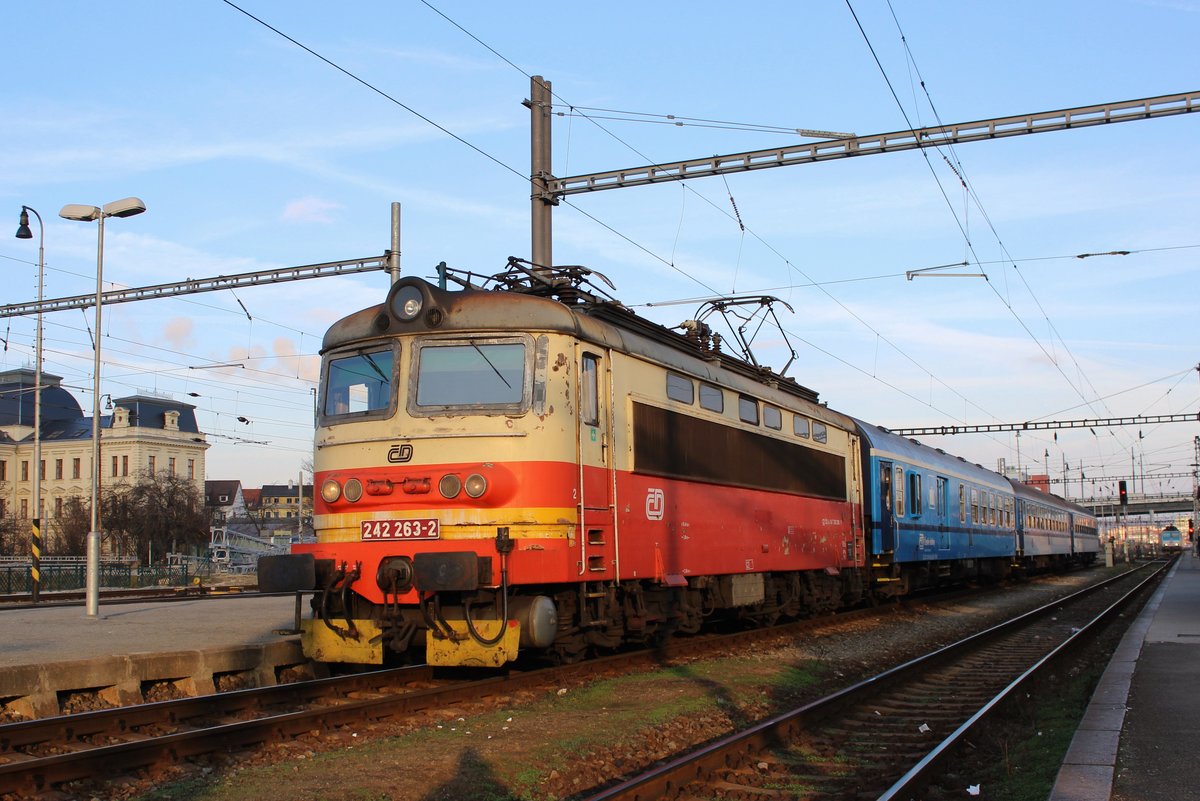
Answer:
[[854, 422, 1017, 597], [1010, 480, 1100, 569]]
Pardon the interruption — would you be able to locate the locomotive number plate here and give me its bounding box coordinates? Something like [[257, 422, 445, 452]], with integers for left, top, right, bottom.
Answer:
[[361, 518, 441, 541]]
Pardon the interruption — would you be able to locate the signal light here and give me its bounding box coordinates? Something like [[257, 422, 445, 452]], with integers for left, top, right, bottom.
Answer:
[[1189, 518, 1195, 536], [1118, 480, 1128, 506]]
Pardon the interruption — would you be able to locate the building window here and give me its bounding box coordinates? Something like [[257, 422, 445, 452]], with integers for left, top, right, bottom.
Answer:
[[168, 457, 176, 476], [39, 460, 45, 481], [0, 460, 6, 481], [55, 459, 64, 480], [73, 458, 81, 479], [20, 499, 28, 518], [21, 461, 29, 482], [122, 455, 129, 476], [148, 455, 156, 474], [187, 459, 195, 480], [55, 497, 63, 516], [112, 455, 119, 478]]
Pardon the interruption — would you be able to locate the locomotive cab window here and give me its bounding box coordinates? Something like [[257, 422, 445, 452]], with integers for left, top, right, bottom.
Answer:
[[738, 396, 759, 425], [812, 422, 828, 444], [323, 346, 397, 419], [794, 417, 810, 438], [699, 383, 724, 413], [666, 373, 694, 404], [581, 353, 600, 426], [763, 405, 782, 430], [410, 336, 530, 415]]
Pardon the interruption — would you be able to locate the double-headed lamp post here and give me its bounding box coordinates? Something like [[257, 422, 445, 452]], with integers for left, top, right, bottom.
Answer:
[[59, 197, 147, 618], [14, 206, 44, 604]]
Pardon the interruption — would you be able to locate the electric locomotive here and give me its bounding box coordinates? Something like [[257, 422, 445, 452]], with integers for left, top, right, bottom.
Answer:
[[1160, 524, 1184, 551], [262, 263, 866, 667]]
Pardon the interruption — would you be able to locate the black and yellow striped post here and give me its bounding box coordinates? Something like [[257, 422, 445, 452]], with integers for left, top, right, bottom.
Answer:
[[31, 517, 42, 603]]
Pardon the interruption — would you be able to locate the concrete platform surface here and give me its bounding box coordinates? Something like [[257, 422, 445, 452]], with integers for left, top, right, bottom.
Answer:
[[1051, 550, 1200, 801], [0, 595, 305, 718]]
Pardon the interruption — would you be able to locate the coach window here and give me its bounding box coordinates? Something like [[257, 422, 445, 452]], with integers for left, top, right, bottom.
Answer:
[[894, 466, 905, 517], [937, 477, 948, 518], [764, 405, 782, 430], [738, 396, 759, 425], [794, 416, 810, 438], [812, 422, 828, 444], [699, 383, 724, 413], [971, 488, 979, 523], [666, 373, 694, 404], [581, 354, 600, 426], [959, 485, 966, 523], [909, 472, 922, 515]]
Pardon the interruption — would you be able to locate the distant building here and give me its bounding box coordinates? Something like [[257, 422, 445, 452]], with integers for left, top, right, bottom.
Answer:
[[257, 483, 313, 522], [205, 479, 247, 524], [0, 368, 209, 533]]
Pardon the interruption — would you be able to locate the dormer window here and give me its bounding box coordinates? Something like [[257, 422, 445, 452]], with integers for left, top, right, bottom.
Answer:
[[164, 410, 180, 431]]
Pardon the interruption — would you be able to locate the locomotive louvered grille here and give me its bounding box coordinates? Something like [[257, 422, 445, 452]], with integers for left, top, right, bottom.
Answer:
[[633, 402, 847, 500]]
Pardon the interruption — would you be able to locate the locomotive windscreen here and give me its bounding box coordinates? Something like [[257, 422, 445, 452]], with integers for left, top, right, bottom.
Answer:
[[633, 402, 847, 500]]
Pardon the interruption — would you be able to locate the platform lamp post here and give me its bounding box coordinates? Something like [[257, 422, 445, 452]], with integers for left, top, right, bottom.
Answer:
[[59, 197, 147, 618], [14, 206, 44, 603]]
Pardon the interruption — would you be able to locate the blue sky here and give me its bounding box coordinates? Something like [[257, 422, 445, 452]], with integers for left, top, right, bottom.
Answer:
[[2, 1, 1198, 500]]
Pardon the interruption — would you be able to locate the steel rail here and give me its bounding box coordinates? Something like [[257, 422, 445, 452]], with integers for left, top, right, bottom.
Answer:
[[876, 558, 1169, 800], [0, 604, 886, 796], [579, 562, 1163, 801]]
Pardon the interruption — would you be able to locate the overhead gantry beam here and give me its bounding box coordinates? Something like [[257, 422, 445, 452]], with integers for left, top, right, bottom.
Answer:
[[549, 91, 1199, 196]]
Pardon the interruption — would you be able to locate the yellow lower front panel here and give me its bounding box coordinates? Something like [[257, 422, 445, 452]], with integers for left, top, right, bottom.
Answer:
[[427, 619, 521, 668], [301, 618, 384, 664]]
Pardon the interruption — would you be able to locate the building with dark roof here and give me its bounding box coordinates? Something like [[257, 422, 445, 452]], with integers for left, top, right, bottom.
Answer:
[[0, 368, 210, 532]]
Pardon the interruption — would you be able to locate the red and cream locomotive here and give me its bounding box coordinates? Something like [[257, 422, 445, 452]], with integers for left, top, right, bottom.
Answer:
[[262, 261, 866, 667]]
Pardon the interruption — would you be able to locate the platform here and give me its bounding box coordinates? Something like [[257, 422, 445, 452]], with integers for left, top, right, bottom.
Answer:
[[0, 594, 308, 719], [1050, 550, 1200, 801]]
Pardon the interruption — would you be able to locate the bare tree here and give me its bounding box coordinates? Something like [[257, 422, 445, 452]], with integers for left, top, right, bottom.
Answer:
[[104, 472, 209, 564], [47, 496, 90, 556]]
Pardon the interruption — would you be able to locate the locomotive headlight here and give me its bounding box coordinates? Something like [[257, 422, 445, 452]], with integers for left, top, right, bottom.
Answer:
[[439, 474, 462, 498], [343, 478, 364, 503], [321, 479, 342, 503], [464, 473, 488, 498], [392, 285, 424, 322]]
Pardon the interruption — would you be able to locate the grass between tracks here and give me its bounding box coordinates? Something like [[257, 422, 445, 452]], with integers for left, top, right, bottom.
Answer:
[[132, 654, 826, 801]]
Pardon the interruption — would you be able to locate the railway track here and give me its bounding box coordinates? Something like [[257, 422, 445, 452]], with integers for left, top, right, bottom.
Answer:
[[579, 561, 1165, 801], [0, 602, 893, 798]]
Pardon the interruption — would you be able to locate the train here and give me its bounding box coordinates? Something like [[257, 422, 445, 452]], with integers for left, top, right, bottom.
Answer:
[[1160, 525, 1184, 551], [260, 261, 1101, 668]]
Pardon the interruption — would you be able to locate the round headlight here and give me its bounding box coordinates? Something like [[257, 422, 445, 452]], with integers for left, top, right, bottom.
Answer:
[[464, 473, 488, 498], [343, 478, 364, 503], [321, 479, 342, 503], [392, 285, 424, 322], [439, 474, 462, 498]]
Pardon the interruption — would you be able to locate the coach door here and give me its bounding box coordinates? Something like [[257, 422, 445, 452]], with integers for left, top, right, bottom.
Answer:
[[578, 349, 616, 578], [877, 461, 897, 553]]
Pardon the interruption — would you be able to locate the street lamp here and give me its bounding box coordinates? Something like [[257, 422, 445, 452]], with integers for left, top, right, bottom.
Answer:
[[59, 197, 147, 618], [14, 206, 44, 604]]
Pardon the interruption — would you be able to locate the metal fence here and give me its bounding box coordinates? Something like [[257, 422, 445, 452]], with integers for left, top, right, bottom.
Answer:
[[0, 562, 193, 594]]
